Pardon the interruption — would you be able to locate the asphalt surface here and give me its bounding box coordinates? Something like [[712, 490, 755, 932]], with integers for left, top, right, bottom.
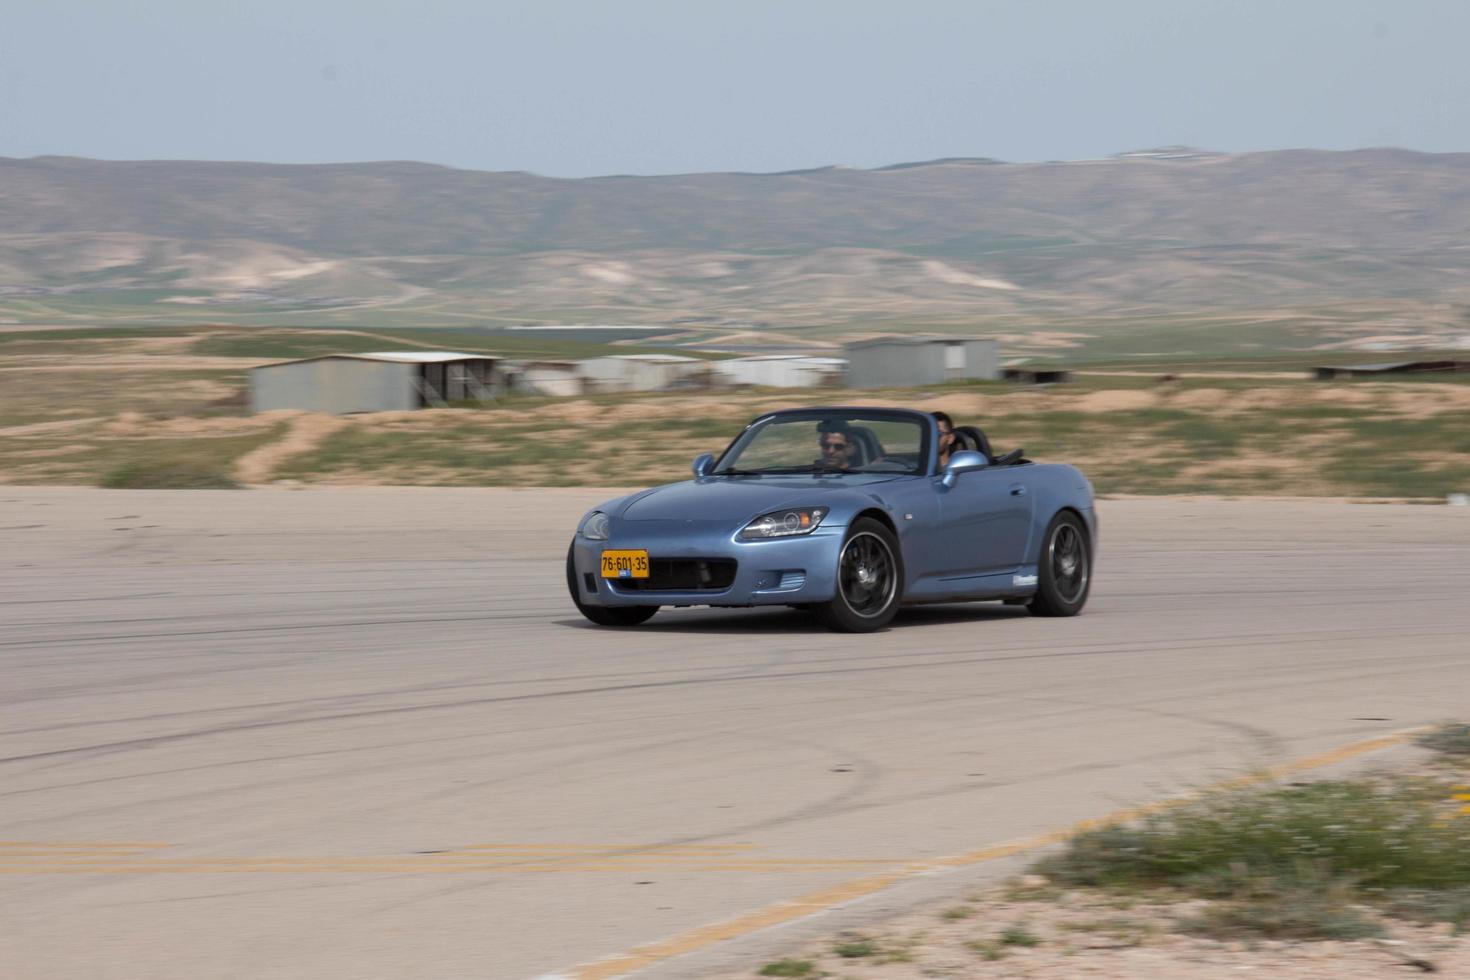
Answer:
[[2, 487, 1467, 980]]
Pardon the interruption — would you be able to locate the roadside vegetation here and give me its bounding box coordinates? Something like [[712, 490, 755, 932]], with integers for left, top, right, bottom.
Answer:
[[0, 419, 283, 489], [1, 325, 1467, 495], [1418, 722, 1470, 758], [734, 729, 1470, 978], [98, 457, 242, 490], [1035, 774, 1470, 940]]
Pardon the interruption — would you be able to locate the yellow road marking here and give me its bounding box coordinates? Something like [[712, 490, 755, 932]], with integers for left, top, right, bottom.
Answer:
[[0, 846, 167, 852], [0, 847, 159, 851], [0, 845, 909, 875], [0, 854, 889, 863], [565, 727, 1424, 980], [0, 836, 902, 875], [0, 865, 894, 875], [454, 844, 760, 851], [0, 860, 903, 874], [0, 729, 1426, 974], [444, 848, 763, 857], [438, 856, 900, 865]]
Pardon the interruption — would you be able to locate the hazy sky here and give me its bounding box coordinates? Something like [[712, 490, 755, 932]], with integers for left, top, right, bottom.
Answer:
[[2, 0, 1466, 177]]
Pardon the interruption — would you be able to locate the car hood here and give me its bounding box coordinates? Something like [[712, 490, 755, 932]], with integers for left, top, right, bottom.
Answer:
[[617, 475, 903, 523]]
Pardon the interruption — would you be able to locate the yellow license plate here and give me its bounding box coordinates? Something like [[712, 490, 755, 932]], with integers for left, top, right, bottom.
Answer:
[[600, 549, 650, 579]]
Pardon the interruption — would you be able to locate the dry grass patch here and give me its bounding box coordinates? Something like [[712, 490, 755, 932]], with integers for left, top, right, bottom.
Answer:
[[1, 326, 1467, 495]]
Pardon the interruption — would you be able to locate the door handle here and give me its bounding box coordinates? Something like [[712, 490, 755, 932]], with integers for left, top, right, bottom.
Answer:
[[1009, 485, 1027, 496]]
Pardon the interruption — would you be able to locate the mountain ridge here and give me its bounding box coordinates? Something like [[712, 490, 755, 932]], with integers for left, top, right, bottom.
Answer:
[[3, 149, 1469, 349]]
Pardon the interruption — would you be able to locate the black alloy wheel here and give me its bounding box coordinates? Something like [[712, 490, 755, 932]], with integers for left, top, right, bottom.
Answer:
[[565, 543, 659, 627], [813, 518, 903, 632], [1027, 511, 1092, 617]]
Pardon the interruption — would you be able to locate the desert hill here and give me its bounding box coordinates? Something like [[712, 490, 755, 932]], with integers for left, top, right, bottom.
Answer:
[[4, 149, 1469, 350]]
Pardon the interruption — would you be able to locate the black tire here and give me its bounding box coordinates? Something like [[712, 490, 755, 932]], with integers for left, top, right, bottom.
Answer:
[[1027, 511, 1091, 617], [565, 543, 658, 627], [812, 518, 904, 632]]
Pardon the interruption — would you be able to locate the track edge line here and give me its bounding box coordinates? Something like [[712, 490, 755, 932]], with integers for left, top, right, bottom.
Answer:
[[561, 726, 1427, 980]]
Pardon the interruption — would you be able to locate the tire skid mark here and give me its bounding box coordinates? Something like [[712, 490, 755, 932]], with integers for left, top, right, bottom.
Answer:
[[3, 624, 1466, 767], [562, 729, 1423, 980]]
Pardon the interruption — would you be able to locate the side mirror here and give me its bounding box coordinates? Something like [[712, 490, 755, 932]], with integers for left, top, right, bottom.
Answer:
[[692, 453, 715, 478], [941, 449, 987, 487]]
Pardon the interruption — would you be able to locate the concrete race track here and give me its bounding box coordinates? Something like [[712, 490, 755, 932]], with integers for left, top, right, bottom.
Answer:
[[2, 487, 1468, 979]]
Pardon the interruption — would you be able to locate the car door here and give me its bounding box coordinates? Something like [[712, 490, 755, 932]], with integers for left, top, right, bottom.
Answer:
[[934, 467, 1035, 576]]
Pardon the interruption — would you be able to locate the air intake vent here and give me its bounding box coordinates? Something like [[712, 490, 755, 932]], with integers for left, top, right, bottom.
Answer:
[[616, 558, 737, 592], [777, 571, 806, 590]]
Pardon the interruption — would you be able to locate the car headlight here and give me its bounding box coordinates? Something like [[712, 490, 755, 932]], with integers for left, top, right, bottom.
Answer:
[[739, 506, 829, 540], [579, 511, 610, 540]]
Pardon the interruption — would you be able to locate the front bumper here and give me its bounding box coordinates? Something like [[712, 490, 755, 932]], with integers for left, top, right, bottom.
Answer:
[[570, 522, 845, 607]]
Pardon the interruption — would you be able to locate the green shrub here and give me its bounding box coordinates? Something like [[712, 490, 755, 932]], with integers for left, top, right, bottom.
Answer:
[[1177, 883, 1383, 941], [1038, 779, 1470, 894], [99, 458, 240, 489], [1034, 776, 1470, 939], [967, 939, 1006, 961], [1385, 886, 1470, 933], [998, 922, 1041, 947], [1418, 723, 1470, 757]]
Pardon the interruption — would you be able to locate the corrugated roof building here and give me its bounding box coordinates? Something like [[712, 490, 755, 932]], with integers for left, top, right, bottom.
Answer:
[[843, 336, 1000, 388], [249, 352, 508, 414], [1314, 360, 1470, 380], [710, 355, 847, 388], [511, 360, 585, 397], [577, 354, 712, 392]]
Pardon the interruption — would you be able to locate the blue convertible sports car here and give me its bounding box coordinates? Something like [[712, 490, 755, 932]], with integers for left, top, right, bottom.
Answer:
[[567, 407, 1096, 632]]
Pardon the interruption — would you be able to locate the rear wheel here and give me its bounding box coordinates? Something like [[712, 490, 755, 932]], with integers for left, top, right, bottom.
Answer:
[[1027, 512, 1091, 617], [813, 518, 903, 632], [566, 543, 658, 627]]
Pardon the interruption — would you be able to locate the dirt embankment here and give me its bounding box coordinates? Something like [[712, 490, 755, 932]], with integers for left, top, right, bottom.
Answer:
[[233, 412, 348, 484]]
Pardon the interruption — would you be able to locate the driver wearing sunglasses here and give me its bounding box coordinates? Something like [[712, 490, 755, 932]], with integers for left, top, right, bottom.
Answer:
[[816, 424, 855, 471]]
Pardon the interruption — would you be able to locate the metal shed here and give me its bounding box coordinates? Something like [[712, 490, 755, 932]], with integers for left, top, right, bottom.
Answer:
[[1313, 360, 1470, 380], [842, 336, 1000, 388], [511, 360, 585, 397], [710, 355, 847, 388], [577, 354, 711, 392], [249, 352, 507, 414], [1003, 367, 1074, 385]]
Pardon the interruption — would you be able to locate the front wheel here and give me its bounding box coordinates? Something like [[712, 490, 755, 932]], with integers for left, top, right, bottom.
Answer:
[[566, 543, 658, 627], [1027, 511, 1091, 617], [812, 518, 903, 632]]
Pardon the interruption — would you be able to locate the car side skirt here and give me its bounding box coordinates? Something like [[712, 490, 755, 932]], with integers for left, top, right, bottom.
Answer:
[[901, 565, 1039, 604]]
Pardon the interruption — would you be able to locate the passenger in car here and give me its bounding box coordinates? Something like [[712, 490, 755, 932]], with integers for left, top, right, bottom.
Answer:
[[932, 411, 957, 470]]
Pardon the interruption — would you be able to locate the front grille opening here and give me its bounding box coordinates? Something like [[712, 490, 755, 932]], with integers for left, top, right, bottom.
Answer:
[[617, 558, 737, 592], [582, 572, 597, 593]]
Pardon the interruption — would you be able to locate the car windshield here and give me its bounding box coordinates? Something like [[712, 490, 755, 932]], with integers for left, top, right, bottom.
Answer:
[[715, 413, 927, 475]]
